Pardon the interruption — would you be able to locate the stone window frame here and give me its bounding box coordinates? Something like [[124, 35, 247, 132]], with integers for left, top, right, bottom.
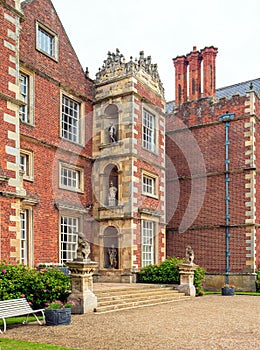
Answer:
[[59, 213, 83, 264], [20, 149, 34, 182], [141, 220, 155, 267], [142, 170, 158, 199], [59, 162, 84, 193], [60, 91, 85, 146], [142, 106, 158, 154], [20, 206, 34, 267], [36, 21, 58, 61], [19, 67, 34, 125]]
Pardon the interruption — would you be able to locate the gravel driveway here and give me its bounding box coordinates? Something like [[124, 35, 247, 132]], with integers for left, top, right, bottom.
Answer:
[[1, 295, 259, 350]]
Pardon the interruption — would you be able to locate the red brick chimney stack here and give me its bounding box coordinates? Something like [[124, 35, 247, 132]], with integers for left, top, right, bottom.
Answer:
[[173, 46, 218, 105], [186, 46, 202, 101], [201, 46, 218, 98], [173, 55, 188, 105]]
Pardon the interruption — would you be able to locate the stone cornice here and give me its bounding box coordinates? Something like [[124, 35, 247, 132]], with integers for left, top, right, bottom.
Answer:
[[0, 91, 24, 107]]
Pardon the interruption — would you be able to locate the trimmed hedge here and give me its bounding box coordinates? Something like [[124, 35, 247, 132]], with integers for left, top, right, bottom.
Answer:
[[0, 262, 71, 308]]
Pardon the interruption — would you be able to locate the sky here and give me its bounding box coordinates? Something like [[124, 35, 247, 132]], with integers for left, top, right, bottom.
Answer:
[[51, 0, 260, 101]]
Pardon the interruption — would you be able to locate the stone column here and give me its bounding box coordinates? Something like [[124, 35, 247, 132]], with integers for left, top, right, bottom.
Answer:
[[67, 260, 99, 314], [178, 262, 198, 297]]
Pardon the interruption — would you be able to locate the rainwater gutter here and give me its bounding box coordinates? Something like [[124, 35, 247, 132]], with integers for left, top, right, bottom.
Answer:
[[218, 113, 235, 284]]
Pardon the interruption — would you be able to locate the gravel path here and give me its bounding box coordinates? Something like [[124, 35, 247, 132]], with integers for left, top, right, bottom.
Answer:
[[1, 295, 259, 350]]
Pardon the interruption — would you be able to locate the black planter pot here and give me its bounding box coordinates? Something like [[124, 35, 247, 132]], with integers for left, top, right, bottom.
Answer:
[[221, 287, 235, 296], [45, 308, 71, 326]]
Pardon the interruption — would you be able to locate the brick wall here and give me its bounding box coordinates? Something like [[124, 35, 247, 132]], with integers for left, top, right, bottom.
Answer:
[[166, 95, 257, 275], [16, 0, 93, 264]]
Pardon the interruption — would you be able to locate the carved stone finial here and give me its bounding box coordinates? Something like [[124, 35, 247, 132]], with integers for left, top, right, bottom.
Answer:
[[95, 49, 164, 97]]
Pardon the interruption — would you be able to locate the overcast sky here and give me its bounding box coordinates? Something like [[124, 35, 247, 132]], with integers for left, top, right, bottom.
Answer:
[[51, 0, 260, 101]]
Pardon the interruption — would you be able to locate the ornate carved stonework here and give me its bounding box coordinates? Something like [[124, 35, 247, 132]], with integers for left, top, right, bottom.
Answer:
[[95, 49, 164, 97]]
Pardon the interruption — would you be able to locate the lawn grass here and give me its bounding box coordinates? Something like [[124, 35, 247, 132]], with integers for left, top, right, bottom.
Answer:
[[0, 338, 79, 350], [0, 316, 43, 328]]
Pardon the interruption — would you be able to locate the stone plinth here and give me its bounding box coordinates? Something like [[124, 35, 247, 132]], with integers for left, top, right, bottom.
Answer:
[[178, 262, 198, 297], [67, 260, 99, 314]]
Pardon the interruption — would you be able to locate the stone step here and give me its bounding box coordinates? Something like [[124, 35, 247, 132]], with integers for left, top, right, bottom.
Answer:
[[97, 290, 185, 307], [94, 285, 190, 313], [95, 294, 190, 313], [95, 287, 175, 299]]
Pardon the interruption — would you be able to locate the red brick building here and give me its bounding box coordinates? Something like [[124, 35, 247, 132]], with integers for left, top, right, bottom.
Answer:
[[0, 0, 93, 266], [0, 0, 166, 283], [0, 1, 259, 290], [166, 46, 260, 290]]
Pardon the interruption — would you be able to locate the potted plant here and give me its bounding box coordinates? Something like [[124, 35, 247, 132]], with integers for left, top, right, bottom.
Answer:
[[45, 300, 75, 326], [221, 283, 235, 296]]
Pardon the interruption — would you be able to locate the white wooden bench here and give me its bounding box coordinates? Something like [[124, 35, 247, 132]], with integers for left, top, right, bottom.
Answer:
[[0, 298, 45, 332]]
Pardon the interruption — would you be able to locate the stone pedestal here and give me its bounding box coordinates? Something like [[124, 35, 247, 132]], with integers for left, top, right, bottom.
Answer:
[[120, 269, 136, 283], [178, 262, 198, 297], [67, 260, 99, 314]]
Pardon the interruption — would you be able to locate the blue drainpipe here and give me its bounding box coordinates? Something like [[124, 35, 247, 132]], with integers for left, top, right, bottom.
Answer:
[[218, 113, 235, 284]]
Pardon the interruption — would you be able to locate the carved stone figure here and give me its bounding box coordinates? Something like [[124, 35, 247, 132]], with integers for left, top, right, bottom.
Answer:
[[185, 245, 194, 265], [108, 123, 117, 143], [108, 181, 117, 206], [108, 245, 117, 268], [76, 232, 90, 261]]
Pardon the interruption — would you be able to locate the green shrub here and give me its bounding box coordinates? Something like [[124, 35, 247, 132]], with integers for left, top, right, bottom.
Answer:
[[0, 262, 71, 308], [137, 257, 184, 284], [256, 266, 260, 292], [137, 257, 206, 296], [194, 267, 206, 296]]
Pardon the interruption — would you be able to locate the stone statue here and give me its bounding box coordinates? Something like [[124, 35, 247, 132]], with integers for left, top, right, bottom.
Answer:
[[76, 232, 90, 261], [108, 181, 117, 206], [185, 245, 194, 265], [108, 245, 117, 268], [108, 123, 117, 143]]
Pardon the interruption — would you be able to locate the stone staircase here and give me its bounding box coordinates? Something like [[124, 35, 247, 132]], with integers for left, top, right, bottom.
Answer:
[[94, 284, 190, 313]]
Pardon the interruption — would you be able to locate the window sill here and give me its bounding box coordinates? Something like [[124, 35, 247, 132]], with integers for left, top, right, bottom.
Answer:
[[20, 119, 34, 127], [142, 146, 158, 156], [36, 48, 58, 62], [60, 137, 84, 148], [59, 185, 84, 194], [142, 192, 158, 200], [23, 176, 34, 182]]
